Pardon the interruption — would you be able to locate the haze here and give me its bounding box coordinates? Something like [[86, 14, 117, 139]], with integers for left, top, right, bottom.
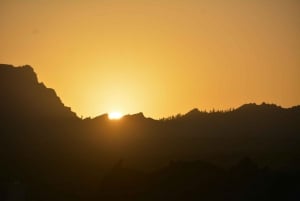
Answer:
[[1, 0, 299, 118]]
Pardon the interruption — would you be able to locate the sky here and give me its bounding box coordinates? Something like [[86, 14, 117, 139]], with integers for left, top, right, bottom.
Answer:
[[0, 0, 299, 118]]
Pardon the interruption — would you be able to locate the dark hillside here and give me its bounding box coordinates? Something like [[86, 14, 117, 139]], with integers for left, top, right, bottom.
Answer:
[[0, 64, 299, 200]]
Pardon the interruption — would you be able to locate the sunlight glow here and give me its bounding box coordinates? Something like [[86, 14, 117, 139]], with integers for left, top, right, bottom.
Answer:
[[108, 112, 123, 120]]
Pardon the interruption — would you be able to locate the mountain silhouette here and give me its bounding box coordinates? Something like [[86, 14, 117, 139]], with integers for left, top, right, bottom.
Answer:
[[0, 64, 299, 200], [0, 64, 77, 121]]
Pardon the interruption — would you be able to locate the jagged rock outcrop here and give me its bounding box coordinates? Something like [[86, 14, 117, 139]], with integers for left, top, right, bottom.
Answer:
[[0, 64, 78, 121]]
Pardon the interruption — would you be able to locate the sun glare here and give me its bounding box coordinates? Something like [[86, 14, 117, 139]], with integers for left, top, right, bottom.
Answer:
[[108, 112, 123, 120]]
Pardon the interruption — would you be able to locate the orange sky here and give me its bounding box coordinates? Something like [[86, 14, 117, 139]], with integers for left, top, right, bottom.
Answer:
[[1, 0, 299, 118]]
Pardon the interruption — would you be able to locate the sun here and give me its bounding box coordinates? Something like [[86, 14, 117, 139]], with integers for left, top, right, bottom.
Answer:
[[108, 112, 123, 120]]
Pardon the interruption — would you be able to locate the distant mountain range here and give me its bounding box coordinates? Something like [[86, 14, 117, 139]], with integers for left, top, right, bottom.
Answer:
[[0, 64, 299, 200], [1, 64, 299, 160]]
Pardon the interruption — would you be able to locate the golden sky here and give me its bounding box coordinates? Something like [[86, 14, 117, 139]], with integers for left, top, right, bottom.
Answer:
[[1, 0, 299, 118]]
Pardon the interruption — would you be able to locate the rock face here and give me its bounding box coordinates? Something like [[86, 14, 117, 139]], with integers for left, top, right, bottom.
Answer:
[[0, 64, 80, 185], [0, 64, 78, 121]]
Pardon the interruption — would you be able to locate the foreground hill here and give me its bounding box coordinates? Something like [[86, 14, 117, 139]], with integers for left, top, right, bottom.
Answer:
[[0, 64, 299, 200]]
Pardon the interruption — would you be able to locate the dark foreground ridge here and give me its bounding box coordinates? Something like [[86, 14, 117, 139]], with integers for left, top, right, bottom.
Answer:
[[1, 64, 299, 200]]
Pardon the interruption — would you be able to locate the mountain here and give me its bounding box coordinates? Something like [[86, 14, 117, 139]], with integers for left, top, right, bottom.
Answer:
[[0, 64, 299, 200], [1, 64, 300, 167], [0, 64, 78, 122], [0, 65, 82, 196]]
